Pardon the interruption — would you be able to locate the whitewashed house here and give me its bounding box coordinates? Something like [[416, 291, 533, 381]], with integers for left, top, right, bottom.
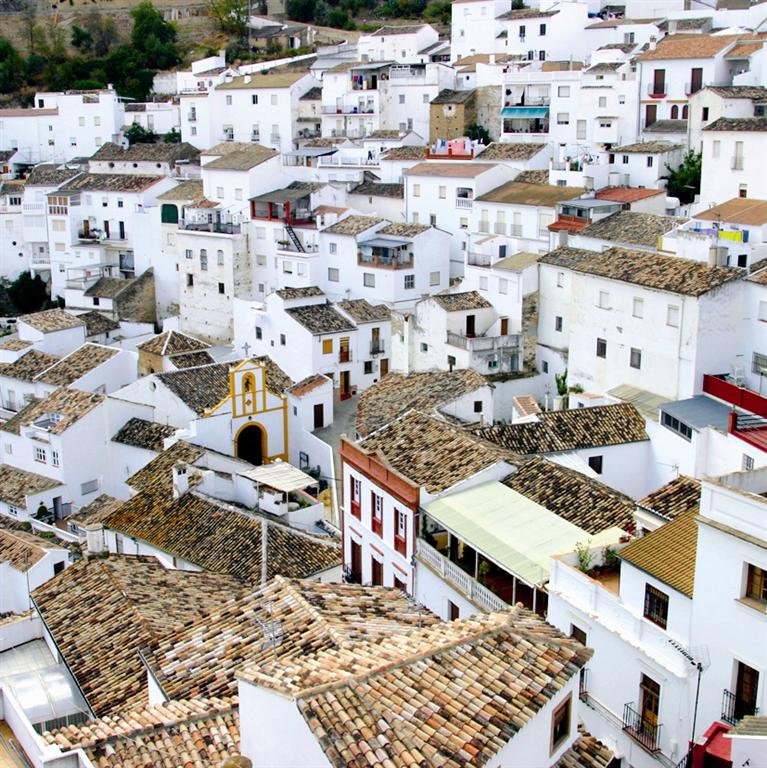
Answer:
[[605, 141, 685, 190], [358, 25, 439, 64], [688, 84, 767, 151]]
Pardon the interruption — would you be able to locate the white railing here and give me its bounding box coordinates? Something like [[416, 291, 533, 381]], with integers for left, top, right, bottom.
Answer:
[[21, 202, 45, 213], [417, 539, 507, 612], [456, 197, 473, 209]]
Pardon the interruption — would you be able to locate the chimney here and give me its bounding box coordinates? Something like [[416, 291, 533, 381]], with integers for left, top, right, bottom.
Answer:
[[649, 36, 657, 51], [244, 75, 252, 84], [668, 19, 677, 34], [173, 462, 190, 499], [489, 54, 496, 65], [85, 523, 105, 554]]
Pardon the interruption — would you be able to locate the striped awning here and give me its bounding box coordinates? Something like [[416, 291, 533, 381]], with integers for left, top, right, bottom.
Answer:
[[501, 106, 549, 118]]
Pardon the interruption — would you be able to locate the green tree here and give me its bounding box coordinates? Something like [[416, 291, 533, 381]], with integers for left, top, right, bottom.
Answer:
[[208, 0, 249, 36], [466, 123, 491, 144], [83, 13, 119, 56], [664, 150, 702, 204], [8, 272, 49, 315], [71, 25, 93, 52], [124, 123, 158, 145], [0, 38, 26, 94], [424, 0, 451, 24], [130, 1, 179, 68], [511, 0, 525, 8], [163, 127, 181, 143], [286, 0, 316, 22]]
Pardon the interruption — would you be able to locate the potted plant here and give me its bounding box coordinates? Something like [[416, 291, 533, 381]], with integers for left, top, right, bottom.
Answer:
[[553, 369, 568, 411]]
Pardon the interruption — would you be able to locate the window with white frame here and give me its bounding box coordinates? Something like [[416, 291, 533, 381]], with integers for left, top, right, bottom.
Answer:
[[630, 347, 642, 369], [217, 250, 224, 265], [499, 278, 508, 295], [666, 305, 680, 328], [479, 276, 488, 290], [52, 450, 60, 467], [34, 446, 46, 463], [412, 184, 421, 197], [558, 86, 570, 97], [329, 242, 337, 254], [404, 274, 415, 289], [598, 290, 610, 309], [328, 267, 339, 282], [8, 505, 19, 516], [557, 112, 569, 125], [363, 273, 375, 287], [430, 271, 440, 286], [633, 297, 644, 318]]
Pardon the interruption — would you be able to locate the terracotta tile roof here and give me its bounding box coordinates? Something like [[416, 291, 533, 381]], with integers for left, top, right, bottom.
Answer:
[[350, 181, 404, 198], [611, 140, 684, 153], [170, 349, 217, 368], [556, 730, 615, 768], [300, 86, 322, 100], [112, 417, 177, 452], [356, 369, 489, 436], [201, 142, 278, 170], [156, 179, 205, 202], [637, 33, 744, 61], [656, 17, 710, 31], [584, 62, 625, 73], [474, 403, 648, 454], [0, 349, 60, 381], [406, 162, 495, 177], [217, 71, 309, 89], [275, 285, 325, 300], [595, 186, 665, 203], [0, 338, 32, 351], [32, 555, 241, 716], [515, 169, 549, 184], [90, 141, 200, 165], [706, 85, 767, 100], [695, 198, 767, 225], [137, 329, 210, 356], [498, 7, 558, 19], [1, 387, 104, 435], [504, 456, 635, 534], [478, 180, 584, 205], [638, 475, 701, 521], [0, 465, 62, 508], [430, 88, 475, 104], [322, 215, 384, 236], [78, 310, 120, 337], [432, 290, 492, 311], [288, 373, 329, 397], [0, 527, 48, 571], [43, 697, 241, 767], [377, 222, 430, 237], [381, 146, 428, 161], [243, 608, 590, 767], [725, 41, 764, 59], [541, 245, 742, 296], [127, 440, 205, 493], [143, 576, 439, 701], [69, 494, 124, 528], [25, 165, 79, 187], [360, 411, 512, 493], [336, 298, 391, 323], [83, 276, 134, 299], [34, 343, 119, 386], [476, 142, 546, 160], [18, 308, 84, 333], [103, 490, 341, 583], [369, 23, 426, 34], [62, 173, 163, 193], [643, 119, 688, 133], [286, 303, 356, 335], [156, 358, 292, 415], [703, 116, 767, 132], [366, 129, 403, 138], [619, 511, 698, 596], [512, 394, 541, 416]]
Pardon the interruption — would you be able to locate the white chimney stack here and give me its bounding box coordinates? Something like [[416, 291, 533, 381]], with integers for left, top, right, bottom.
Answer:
[[85, 523, 105, 554], [173, 462, 190, 499]]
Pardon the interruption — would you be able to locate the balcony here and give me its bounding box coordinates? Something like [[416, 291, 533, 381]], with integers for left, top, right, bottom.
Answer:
[[455, 197, 473, 209], [30, 252, 51, 266], [467, 252, 492, 267], [321, 104, 376, 115], [704, 374, 767, 452], [623, 703, 662, 753], [187, 111, 197, 122], [370, 340, 385, 355], [358, 248, 413, 270], [721, 689, 759, 725], [732, 156, 744, 171], [416, 539, 507, 613], [647, 83, 667, 98], [447, 330, 523, 354], [181, 220, 241, 235]]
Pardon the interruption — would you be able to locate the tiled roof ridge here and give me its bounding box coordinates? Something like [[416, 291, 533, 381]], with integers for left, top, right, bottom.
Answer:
[[99, 557, 160, 641], [32, 342, 116, 381]]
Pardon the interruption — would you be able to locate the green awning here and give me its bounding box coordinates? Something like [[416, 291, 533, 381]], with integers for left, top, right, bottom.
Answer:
[[501, 106, 549, 118], [425, 481, 621, 585]]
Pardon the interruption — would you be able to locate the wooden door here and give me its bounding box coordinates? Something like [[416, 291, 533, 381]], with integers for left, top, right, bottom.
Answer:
[[313, 403, 324, 429], [371, 326, 380, 354], [736, 662, 759, 720], [690, 67, 702, 94], [652, 69, 665, 96], [82, 219, 90, 236], [466, 314, 476, 338], [500, 318, 509, 336], [350, 540, 362, 583], [339, 336, 350, 362], [371, 557, 383, 586], [380, 358, 389, 377], [645, 104, 657, 127], [640, 674, 660, 728], [103, 220, 110, 238], [340, 370, 351, 400], [449, 601, 460, 621]]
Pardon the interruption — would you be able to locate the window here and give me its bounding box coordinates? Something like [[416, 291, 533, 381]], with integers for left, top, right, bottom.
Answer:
[[394, 509, 407, 555], [558, 86, 570, 97], [570, 625, 587, 645], [661, 410, 693, 441], [255, 326, 263, 340], [630, 347, 642, 369], [226, 95, 232, 105], [555, 316, 563, 332], [371, 492, 383, 535], [702, 107, 709, 121], [447, 355, 456, 368], [412, 184, 421, 197], [52, 450, 59, 467], [539, 50, 546, 61], [557, 112, 569, 125], [252, 94, 258, 104], [739, 184, 748, 198], [550, 695, 571, 754], [430, 271, 440, 286], [596, 337, 607, 358], [745, 564, 766, 605], [647, 156, 654, 168], [218, 282, 225, 294], [438, 185, 446, 199], [712, 140, 721, 159], [35, 446, 47, 463], [542, 361, 549, 373], [398, 94, 405, 104], [622, 155, 629, 165], [329, 242, 337, 255], [322, 339, 333, 355], [328, 267, 339, 282], [743, 454, 755, 471], [8, 505, 18, 516], [81, 479, 99, 495], [115, 533, 124, 553], [588, 455, 603, 474], [280, 334, 286, 346], [598, 96, 607, 108], [404, 274, 415, 289], [200, 249, 208, 270], [217, 249, 224, 265], [186, 273, 194, 287], [499, 278, 508, 295], [666, 305, 680, 328], [363, 273, 375, 288], [420, 342, 428, 353], [473, 400, 483, 413], [412, 212, 419, 224], [633, 297, 644, 318], [644, 584, 669, 629], [539, 23, 546, 35], [430, 214, 437, 227], [556, 271, 565, 288], [364, 361, 373, 374], [479, 276, 488, 291], [216, 186, 224, 198], [598, 291, 610, 309], [79, 116, 85, 126], [271, 94, 278, 106], [94, 116, 101, 126]]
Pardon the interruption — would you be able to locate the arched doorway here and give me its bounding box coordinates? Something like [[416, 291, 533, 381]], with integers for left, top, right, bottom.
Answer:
[[236, 424, 264, 466]]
